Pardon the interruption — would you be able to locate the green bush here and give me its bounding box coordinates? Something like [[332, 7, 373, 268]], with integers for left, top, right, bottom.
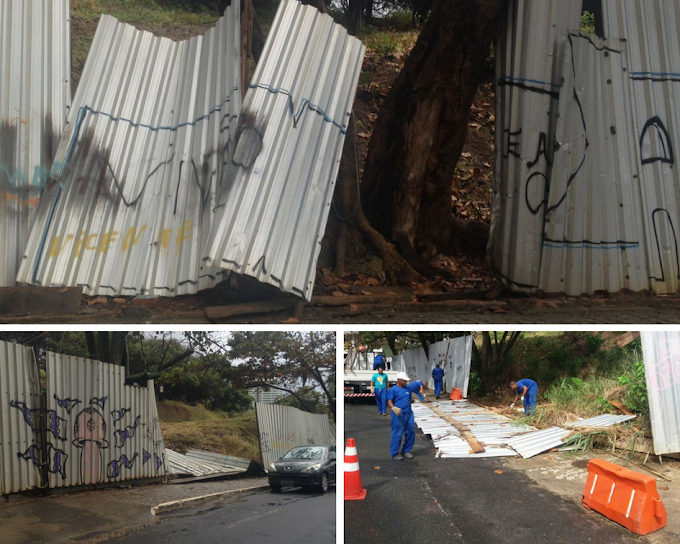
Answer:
[[618, 359, 649, 417], [468, 371, 482, 397]]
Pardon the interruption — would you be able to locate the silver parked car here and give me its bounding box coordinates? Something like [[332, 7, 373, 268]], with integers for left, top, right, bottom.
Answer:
[[268, 444, 336, 492]]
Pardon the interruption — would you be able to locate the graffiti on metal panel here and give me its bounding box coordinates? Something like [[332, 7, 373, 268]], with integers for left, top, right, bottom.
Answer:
[[54, 394, 81, 415], [47, 410, 68, 440], [143, 449, 151, 464], [9, 400, 39, 428], [111, 408, 131, 426], [154, 453, 164, 471], [114, 415, 141, 447], [73, 406, 110, 484], [259, 432, 272, 455], [107, 453, 138, 478], [89, 396, 108, 409], [16, 444, 69, 479], [639, 116, 674, 166]]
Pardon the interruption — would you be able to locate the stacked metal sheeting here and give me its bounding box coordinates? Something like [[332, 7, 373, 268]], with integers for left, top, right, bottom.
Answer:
[[490, 0, 583, 291], [603, 1, 680, 295], [186, 449, 258, 473], [539, 33, 649, 295], [46, 353, 167, 488], [203, 0, 365, 301], [413, 401, 532, 459], [166, 449, 247, 477], [641, 331, 680, 455], [255, 402, 335, 470], [505, 426, 573, 459], [564, 414, 637, 428], [18, 3, 242, 296], [0, 340, 41, 494], [0, 0, 71, 287], [426, 336, 472, 395]]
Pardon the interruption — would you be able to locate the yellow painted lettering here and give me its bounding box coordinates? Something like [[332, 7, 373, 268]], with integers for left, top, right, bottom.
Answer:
[[159, 229, 172, 249], [85, 234, 98, 251], [48, 237, 63, 258], [99, 231, 118, 253], [74, 232, 87, 258], [176, 220, 192, 246], [122, 226, 147, 252]]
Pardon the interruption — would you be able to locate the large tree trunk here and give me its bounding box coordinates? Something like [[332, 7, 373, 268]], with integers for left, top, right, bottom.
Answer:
[[361, 0, 507, 267]]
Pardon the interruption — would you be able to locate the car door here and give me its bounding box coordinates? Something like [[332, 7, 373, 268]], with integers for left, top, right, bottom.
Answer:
[[328, 446, 336, 483]]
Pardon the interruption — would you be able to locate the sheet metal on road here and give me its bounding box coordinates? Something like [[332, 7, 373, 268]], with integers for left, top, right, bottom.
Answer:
[[344, 402, 641, 544]]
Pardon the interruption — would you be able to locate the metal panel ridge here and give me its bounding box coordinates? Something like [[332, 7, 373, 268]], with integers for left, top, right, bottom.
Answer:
[[18, 3, 242, 296], [641, 332, 680, 454], [505, 426, 572, 459], [0, 340, 41, 494], [204, 0, 365, 300], [0, 0, 71, 287]]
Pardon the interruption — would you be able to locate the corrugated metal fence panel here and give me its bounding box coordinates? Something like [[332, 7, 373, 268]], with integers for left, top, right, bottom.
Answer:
[[0, 0, 70, 287], [204, 0, 365, 300], [640, 332, 680, 455], [400, 347, 428, 384], [603, 1, 680, 294], [18, 4, 241, 296], [490, 0, 582, 291], [505, 426, 572, 459], [186, 449, 251, 471], [427, 336, 472, 396], [46, 353, 167, 488], [539, 33, 650, 295], [564, 414, 636, 428], [255, 403, 335, 470], [0, 341, 41, 494]]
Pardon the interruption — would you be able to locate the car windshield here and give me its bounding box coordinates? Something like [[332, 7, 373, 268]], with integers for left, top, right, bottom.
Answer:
[[281, 446, 325, 460]]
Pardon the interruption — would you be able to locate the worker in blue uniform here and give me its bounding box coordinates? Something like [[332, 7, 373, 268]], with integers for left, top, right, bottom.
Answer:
[[510, 378, 539, 415], [431, 363, 445, 399], [371, 367, 389, 415], [373, 353, 386, 371], [387, 372, 423, 460]]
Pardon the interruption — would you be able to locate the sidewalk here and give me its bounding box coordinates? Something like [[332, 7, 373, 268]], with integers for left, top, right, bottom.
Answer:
[[1, 477, 269, 544]]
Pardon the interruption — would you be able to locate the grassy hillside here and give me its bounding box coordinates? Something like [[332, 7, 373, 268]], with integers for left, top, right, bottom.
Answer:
[[158, 401, 262, 464]]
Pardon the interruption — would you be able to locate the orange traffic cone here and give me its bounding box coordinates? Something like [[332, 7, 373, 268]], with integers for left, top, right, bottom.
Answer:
[[344, 438, 367, 500], [450, 388, 463, 400]]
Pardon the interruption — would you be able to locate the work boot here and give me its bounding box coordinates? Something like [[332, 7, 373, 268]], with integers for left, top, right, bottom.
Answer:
[[392, 454, 404, 460], [403, 452, 414, 459]]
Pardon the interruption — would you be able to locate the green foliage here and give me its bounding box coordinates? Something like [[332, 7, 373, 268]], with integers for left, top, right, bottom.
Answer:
[[617, 358, 649, 419], [276, 386, 331, 416], [468, 371, 482, 398], [581, 11, 596, 34], [585, 333, 604, 354], [544, 375, 614, 417]]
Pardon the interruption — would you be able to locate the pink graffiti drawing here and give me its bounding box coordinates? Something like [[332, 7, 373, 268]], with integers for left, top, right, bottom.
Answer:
[[73, 407, 109, 484], [648, 335, 680, 394]]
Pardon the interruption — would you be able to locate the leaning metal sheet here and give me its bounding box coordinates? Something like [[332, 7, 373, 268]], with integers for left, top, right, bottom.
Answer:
[[18, 5, 241, 296], [0, 0, 70, 287], [203, 0, 365, 300]]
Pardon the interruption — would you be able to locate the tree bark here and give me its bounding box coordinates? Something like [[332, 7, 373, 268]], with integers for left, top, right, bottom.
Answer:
[[361, 0, 507, 261]]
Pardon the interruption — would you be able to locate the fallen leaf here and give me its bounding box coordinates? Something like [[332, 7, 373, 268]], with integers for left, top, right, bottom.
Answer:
[[113, 298, 127, 304], [461, 152, 472, 158], [494, 470, 503, 474], [361, 290, 372, 296], [365, 277, 380, 286], [374, 466, 381, 470], [281, 317, 299, 324], [331, 291, 346, 297], [321, 267, 332, 277], [88, 296, 108, 306], [350, 304, 359, 311], [59, 288, 69, 293], [358, 132, 372, 139], [659, 486, 669, 491]]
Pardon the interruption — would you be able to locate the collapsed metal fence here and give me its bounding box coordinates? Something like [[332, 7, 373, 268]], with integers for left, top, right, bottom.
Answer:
[[491, 0, 680, 296], [255, 402, 335, 470], [0, 340, 167, 494]]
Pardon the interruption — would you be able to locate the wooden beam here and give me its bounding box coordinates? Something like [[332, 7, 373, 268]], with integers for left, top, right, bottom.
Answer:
[[430, 405, 485, 454], [616, 331, 640, 348], [609, 400, 635, 416], [205, 299, 298, 320]]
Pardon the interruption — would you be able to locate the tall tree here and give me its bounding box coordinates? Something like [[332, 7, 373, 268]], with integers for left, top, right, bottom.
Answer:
[[359, 0, 507, 276], [471, 331, 522, 391]]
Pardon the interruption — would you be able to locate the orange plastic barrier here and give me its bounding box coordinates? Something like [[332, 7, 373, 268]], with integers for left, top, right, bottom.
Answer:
[[449, 388, 463, 400], [582, 458, 667, 535], [344, 438, 367, 500]]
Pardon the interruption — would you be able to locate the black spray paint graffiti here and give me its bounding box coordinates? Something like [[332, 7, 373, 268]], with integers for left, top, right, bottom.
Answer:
[[640, 116, 675, 166], [107, 453, 138, 478], [54, 395, 81, 415], [114, 415, 141, 447], [89, 397, 108, 409], [47, 411, 68, 440], [650, 209, 680, 283], [111, 408, 131, 426], [17, 444, 69, 479], [154, 453, 164, 472], [9, 400, 39, 428]]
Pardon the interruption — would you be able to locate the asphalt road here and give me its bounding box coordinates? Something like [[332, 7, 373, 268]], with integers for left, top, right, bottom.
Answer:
[[114, 488, 335, 544], [344, 401, 643, 544]]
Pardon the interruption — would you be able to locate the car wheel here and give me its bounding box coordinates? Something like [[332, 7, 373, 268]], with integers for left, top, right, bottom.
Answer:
[[319, 472, 329, 493], [270, 484, 282, 493]]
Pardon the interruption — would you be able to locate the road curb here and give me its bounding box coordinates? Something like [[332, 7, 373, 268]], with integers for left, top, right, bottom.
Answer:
[[151, 484, 271, 515]]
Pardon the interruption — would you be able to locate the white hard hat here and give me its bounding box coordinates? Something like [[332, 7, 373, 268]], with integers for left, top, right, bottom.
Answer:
[[396, 372, 410, 381]]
